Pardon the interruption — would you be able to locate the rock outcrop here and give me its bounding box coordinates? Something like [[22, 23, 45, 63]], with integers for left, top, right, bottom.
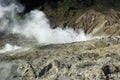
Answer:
[[63, 9, 120, 37], [0, 37, 120, 80]]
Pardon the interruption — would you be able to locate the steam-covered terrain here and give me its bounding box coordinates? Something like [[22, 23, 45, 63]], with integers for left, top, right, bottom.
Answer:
[[0, 0, 93, 53], [0, 0, 120, 80]]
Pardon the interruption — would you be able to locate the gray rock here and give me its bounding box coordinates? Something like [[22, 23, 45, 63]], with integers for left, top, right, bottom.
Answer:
[[0, 37, 120, 80]]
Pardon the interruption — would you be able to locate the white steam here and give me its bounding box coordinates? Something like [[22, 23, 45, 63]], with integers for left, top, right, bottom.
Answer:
[[0, 62, 12, 80], [12, 10, 92, 44], [0, 44, 22, 53], [0, 0, 23, 32], [0, 0, 23, 18], [0, 0, 92, 44]]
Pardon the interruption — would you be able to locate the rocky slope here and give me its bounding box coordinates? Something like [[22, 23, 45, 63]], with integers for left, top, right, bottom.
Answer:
[[0, 37, 120, 80], [45, 9, 120, 37]]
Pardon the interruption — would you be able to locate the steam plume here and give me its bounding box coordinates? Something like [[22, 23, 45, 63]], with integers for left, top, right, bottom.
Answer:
[[0, 0, 92, 45], [0, 43, 22, 53]]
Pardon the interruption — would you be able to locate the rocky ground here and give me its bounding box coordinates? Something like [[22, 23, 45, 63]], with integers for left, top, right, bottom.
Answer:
[[0, 36, 120, 80]]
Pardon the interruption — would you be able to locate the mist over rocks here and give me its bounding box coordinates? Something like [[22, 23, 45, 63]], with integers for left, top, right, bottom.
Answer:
[[0, 0, 93, 45], [0, 0, 120, 80], [19, 0, 120, 37]]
